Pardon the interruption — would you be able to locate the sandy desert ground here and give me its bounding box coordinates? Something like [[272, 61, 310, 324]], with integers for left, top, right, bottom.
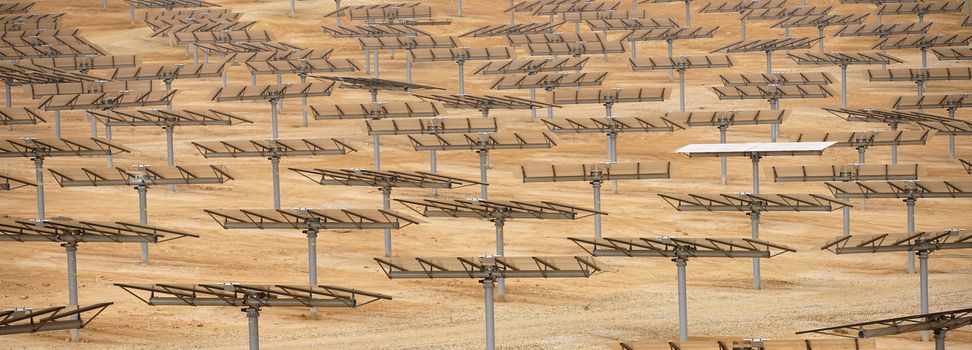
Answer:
[[1, 0, 971, 349]]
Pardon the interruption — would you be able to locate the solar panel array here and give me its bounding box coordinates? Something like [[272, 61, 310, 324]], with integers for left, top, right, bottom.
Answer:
[[2, 0, 972, 349]]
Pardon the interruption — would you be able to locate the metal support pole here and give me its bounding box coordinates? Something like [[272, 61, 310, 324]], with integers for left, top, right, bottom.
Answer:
[[246, 307, 260, 350], [270, 100, 280, 139], [373, 134, 381, 170], [335, 0, 342, 26], [406, 57, 412, 85], [138, 185, 149, 264], [917, 80, 925, 112], [547, 106, 553, 119], [921, 47, 927, 69], [300, 74, 308, 127], [164, 127, 175, 167], [494, 220, 505, 297], [371, 89, 378, 103], [104, 0, 108, 9], [608, 132, 618, 193], [374, 48, 380, 79], [430, 150, 438, 196], [575, 22, 580, 32], [509, 0, 515, 25], [203, 50, 208, 64], [740, 18, 746, 41], [483, 278, 496, 350], [222, 71, 227, 87], [667, 41, 674, 80], [251, 74, 257, 86], [918, 13, 924, 25], [858, 146, 866, 164], [683, 0, 692, 27], [769, 100, 779, 142], [919, 250, 930, 342], [65, 242, 80, 342], [818, 26, 825, 54], [54, 111, 61, 138], [765, 50, 772, 75], [630, 41, 637, 59], [291, 0, 296, 17], [458, 61, 465, 96], [632, 0, 637, 10], [193, 46, 198, 64], [605, 103, 612, 118], [90, 113, 97, 138], [271, 156, 281, 210], [676, 257, 688, 342], [479, 150, 488, 200], [842, 205, 851, 236], [104, 123, 113, 146], [530, 88, 537, 120], [751, 154, 760, 193], [5, 79, 10, 108], [129, 4, 135, 25], [592, 180, 602, 240], [934, 330, 945, 350], [678, 69, 686, 112], [719, 125, 728, 185], [891, 123, 898, 164], [306, 229, 318, 318], [948, 108, 957, 159], [841, 65, 848, 108], [457, 0, 462, 16], [906, 197, 916, 274], [34, 157, 44, 222], [382, 187, 392, 257], [750, 211, 761, 290], [365, 49, 370, 74]]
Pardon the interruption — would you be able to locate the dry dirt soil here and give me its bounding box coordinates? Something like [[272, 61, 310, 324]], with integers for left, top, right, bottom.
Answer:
[[1, 0, 971, 349]]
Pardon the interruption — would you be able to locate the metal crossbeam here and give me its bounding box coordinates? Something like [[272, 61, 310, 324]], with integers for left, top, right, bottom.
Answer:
[[0, 217, 196, 243], [569, 236, 793, 258], [0, 303, 112, 336], [0, 172, 35, 190], [292, 168, 481, 189], [117, 282, 389, 307], [375, 256, 603, 278], [658, 193, 850, 212], [408, 132, 556, 151], [312, 102, 442, 120], [720, 72, 835, 86], [544, 116, 684, 132], [37, 90, 177, 111], [0, 137, 128, 158], [48, 165, 232, 187], [192, 138, 355, 158], [205, 208, 421, 230], [473, 57, 589, 75], [366, 117, 498, 135], [395, 197, 601, 219], [771, 163, 921, 182], [824, 180, 972, 199], [0, 107, 45, 125], [798, 307, 972, 340]]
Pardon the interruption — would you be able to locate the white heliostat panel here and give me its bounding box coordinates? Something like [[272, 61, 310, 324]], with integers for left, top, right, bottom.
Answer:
[[676, 142, 836, 157]]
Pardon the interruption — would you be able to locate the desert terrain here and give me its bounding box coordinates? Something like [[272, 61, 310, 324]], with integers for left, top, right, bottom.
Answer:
[[1, 0, 971, 349]]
